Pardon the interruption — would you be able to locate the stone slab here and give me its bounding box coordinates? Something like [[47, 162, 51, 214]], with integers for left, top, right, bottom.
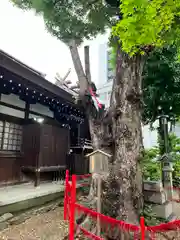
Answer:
[[143, 181, 163, 192], [144, 190, 167, 204], [0, 213, 13, 222], [0, 222, 8, 231], [152, 201, 173, 219], [9, 215, 30, 225], [0, 191, 63, 216], [0, 182, 65, 207]]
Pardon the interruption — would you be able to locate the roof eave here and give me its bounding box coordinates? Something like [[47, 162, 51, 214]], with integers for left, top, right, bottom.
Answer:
[[0, 50, 74, 104]]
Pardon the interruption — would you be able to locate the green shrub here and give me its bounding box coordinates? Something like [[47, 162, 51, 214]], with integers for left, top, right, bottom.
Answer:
[[141, 204, 166, 226], [141, 147, 161, 181], [142, 133, 180, 186]]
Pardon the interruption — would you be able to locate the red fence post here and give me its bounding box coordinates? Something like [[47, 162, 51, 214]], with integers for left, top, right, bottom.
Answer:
[[64, 170, 69, 220], [140, 217, 145, 240], [69, 175, 76, 240]]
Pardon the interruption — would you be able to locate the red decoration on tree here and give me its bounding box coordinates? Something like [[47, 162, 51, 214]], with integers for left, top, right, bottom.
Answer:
[[89, 87, 102, 109]]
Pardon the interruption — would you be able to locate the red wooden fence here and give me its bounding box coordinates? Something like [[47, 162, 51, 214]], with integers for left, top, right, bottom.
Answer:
[[64, 170, 180, 240]]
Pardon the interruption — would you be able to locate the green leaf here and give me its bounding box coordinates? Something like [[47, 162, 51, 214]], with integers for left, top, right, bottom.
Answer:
[[112, 0, 180, 56]]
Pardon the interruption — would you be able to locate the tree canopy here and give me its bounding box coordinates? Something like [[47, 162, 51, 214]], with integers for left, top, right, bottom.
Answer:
[[13, 0, 180, 58], [12, 0, 116, 44], [113, 0, 180, 56], [13, 0, 180, 129]]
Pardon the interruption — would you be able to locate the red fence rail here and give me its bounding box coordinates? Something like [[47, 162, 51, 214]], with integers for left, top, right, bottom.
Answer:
[[64, 170, 180, 240]]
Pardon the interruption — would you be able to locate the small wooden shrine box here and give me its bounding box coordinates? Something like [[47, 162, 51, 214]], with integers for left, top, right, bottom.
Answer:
[[86, 149, 111, 174]]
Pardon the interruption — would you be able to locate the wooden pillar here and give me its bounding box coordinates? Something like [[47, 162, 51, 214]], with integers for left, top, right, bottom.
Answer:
[[20, 102, 30, 182], [24, 102, 30, 120], [35, 168, 40, 187], [97, 174, 101, 236], [77, 124, 80, 145], [35, 143, 40, 187]]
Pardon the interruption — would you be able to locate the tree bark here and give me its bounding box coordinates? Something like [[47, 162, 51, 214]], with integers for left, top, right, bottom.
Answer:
[[84, 46, 92, 84], [85, 47, 145, 228], [68, 40, 88, 96], [69, 42, 144, 226], [102, 46, 144, 224]]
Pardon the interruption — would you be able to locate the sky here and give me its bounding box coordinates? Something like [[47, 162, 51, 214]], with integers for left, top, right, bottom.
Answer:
[[0, 0, 109, 84]]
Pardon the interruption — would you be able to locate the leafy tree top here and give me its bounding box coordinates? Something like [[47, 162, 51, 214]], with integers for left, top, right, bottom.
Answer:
[[12, 0, 116, 44], [112, 0, 180, 56]]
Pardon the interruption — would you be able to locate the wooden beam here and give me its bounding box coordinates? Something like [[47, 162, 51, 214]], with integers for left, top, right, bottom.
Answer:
[[35, 152, 40, 187], [34, 169, 40, 187], [0, 101, 54, 121], [1, 121, 5, 150], [24, 102, 30, 120], [0, 112, 24, 124]]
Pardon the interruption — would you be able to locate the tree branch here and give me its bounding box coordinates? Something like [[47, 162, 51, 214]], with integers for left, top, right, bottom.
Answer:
[[84, 46, 91, 84], [68, 40, 88, 96]]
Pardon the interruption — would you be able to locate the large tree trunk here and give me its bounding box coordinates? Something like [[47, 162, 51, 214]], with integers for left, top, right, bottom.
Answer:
[[68, 42, 144, 227], [102, 46, 144, 224]]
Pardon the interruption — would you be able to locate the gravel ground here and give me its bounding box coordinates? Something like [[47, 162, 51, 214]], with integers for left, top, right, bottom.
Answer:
[[0, 202, 180, 240], [0, 207, 68, 240]]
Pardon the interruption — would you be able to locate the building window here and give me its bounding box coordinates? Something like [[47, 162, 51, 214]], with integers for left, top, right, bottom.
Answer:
[[107, 51, 115, 82], [0, 121, 22, 151]]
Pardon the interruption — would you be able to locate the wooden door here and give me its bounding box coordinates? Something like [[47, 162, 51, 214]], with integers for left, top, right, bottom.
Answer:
[[22, 123, 40, 168], [53, 126, 69, 167], [40, 124, 53, 167], [40, 124, 69, 167]]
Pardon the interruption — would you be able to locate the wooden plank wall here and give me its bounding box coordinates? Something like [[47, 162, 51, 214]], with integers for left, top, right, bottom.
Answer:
[[40, 125, 69, 167], [0, 153, 22, 184]]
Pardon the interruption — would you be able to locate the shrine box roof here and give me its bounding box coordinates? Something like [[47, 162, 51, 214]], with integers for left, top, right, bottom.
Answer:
[[86, 149, 112, 158], [86, 149, 111, 174]]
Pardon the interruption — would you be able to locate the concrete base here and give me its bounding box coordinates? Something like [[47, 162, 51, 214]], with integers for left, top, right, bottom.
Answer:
[[0, 191, 63, 215], [152, 201, 173, 219], [167, 213, 177, 222], [0, 182, 65, 215]]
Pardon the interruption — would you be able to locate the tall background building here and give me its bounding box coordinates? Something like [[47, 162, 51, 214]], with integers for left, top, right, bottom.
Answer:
[[96, 43, 114, 107]]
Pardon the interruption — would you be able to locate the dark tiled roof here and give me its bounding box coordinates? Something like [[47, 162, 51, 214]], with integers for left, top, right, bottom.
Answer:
[[0, 49, 74, 103]]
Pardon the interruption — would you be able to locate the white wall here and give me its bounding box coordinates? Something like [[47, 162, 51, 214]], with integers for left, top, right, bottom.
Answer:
[[173, 124, 180, 138], [142, 122, 180, 149], [0, 105, 24, 118], [142, 125, 158, 149], [1, 93, 25, 109], [97, 43, 108, 87], [29, 113, 42, 119], [0, 93, 25, 118], [96, 42, 114, 107], [30, 103, 53, 118], [0, 93, 53, 119], [97, 81, 113, 107]]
